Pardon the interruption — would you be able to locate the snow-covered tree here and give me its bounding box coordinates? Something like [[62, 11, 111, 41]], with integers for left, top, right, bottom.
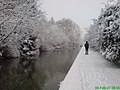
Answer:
[[0, 0, 82, 58], [0, 0, 44, 57], [56, 18, 82, 46], [86, 0, 120, 62], [85, 19, 102, 50], [35, 18, 69, 51]]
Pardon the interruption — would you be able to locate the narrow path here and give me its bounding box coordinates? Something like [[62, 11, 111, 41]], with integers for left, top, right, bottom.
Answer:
[[59, 47, 120, 90]]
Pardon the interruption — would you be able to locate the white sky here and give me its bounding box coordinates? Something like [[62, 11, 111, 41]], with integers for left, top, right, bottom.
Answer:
[[41, 0, 107, 33]]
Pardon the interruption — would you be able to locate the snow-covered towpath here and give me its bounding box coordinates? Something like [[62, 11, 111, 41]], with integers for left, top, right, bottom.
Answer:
[[59, 46, 120, 90]]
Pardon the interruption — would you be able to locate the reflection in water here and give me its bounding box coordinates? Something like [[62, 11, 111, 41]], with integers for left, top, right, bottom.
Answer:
[[0, 47, 80, 90]]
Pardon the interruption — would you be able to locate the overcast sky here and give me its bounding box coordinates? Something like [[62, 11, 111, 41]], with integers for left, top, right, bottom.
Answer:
[[41, 0, 107, 32]]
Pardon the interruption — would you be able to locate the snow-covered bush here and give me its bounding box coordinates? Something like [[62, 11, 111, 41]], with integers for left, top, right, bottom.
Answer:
[[20, 35, 37, 56]]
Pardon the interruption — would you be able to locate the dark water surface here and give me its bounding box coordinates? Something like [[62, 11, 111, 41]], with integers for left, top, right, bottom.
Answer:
[[0, 47, 80, 90]]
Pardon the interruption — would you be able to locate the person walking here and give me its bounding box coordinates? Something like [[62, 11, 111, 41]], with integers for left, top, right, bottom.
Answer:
[[84, 41, 89, 55]]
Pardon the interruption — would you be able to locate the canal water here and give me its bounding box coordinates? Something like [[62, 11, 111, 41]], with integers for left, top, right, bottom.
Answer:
[[0, 47, 80, 90]]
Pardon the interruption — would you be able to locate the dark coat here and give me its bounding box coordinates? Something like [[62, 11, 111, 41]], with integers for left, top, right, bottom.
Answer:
[[84, 42, 89, 51]]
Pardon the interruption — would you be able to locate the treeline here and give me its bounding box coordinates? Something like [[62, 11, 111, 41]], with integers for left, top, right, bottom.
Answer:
[[0, 0, 82, 58], [85, 1, 120, 63]]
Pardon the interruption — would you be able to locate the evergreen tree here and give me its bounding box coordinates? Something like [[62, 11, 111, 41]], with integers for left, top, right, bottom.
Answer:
[[86, 1, 120, 62]]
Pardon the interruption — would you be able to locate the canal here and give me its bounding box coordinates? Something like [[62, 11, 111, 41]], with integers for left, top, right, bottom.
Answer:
[[0, 47, 80, 90]]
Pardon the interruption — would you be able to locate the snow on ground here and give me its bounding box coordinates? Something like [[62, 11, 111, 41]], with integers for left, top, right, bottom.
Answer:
[[59, 46, 120, 90]]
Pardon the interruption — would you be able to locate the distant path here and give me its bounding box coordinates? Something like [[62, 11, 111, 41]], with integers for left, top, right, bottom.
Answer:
[[59, 46, 120, 90]]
